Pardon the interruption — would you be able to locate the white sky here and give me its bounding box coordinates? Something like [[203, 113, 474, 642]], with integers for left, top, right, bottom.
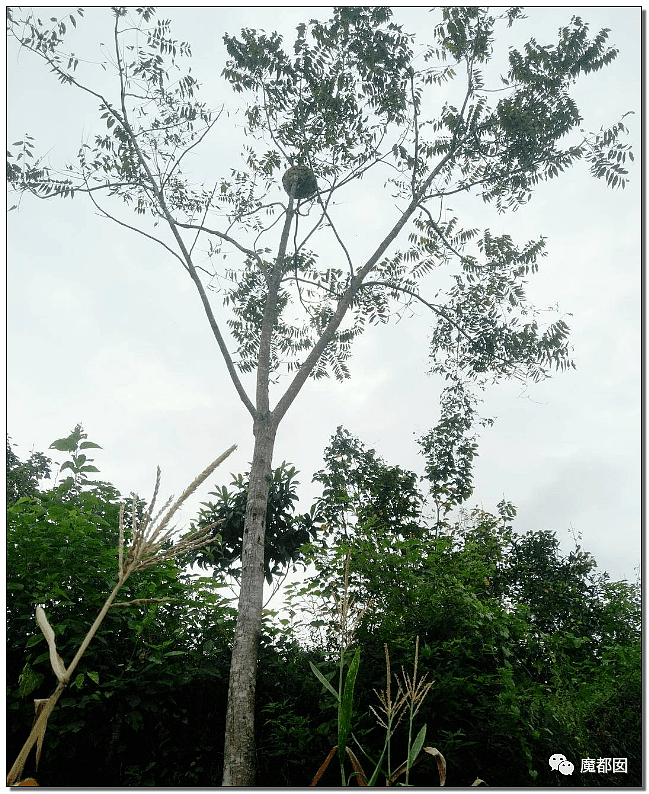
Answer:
[[6, 7, 641, 588]]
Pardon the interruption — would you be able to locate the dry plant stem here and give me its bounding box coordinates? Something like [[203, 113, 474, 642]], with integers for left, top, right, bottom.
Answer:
[[424, 747, 447, 787], [32, 700, 48, 755], [7, 580, 125, 785], [7, 446, 237, 786], [7, 683, 65, 785], [388, 747, 446, 786], [64, 579, 126, 683], [310, 745, 368, 787]]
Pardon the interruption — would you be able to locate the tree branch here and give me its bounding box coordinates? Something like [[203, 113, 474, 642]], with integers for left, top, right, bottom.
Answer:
[[315, 198, 355, 279], [9, 178, 137, 200], [272, 143, 463, 425], [110, 24, 256, 418], [359, 280, 476, 344], [160, 108, 224, 191], [257, 196, 295, 417], [360, 280, 537, 376], [417, 204, 474, 268], [86, 189, 189, 271], [282, 275, 343, 300], [173, 221, 266, 270], [410, 70, 419, 198]]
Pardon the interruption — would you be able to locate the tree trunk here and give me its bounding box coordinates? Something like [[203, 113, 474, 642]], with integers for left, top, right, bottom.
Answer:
[[221, 413, 277, 786], [222, 191, 295, 786]]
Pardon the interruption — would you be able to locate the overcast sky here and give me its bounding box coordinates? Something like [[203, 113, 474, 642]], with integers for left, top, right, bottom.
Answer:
[[7, 6, 640, 589]]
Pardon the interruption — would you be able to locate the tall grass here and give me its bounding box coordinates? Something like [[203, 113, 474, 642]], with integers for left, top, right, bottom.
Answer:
[[308, 552, 488, 786]]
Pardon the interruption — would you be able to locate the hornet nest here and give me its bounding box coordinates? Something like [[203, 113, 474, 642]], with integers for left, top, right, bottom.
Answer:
[[282, 165, 318, 200]]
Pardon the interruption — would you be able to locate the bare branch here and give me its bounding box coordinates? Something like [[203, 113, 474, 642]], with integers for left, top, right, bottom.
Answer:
[[10, 178, 137, 200], [321, 208, 355, 279], [260, 83, 291, 163], [86, 189, 189, 271], [272, 143, 463, 425], [161, 108, 225, 191], [108, 39, 257, 417], [360, 279, 533, 376], [410, 70, 419, 198], [282, 275, 343, 300], [174, 220, 266, 270]]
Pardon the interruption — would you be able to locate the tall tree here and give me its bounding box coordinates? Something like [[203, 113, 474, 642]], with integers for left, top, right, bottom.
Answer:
[[7, 7, 633, 784]]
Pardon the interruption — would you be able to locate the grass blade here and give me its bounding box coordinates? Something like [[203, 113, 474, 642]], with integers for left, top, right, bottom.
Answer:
[[409, 723, 427, 767], [309, 660, 340, 701], [338, 648, 361, 760]]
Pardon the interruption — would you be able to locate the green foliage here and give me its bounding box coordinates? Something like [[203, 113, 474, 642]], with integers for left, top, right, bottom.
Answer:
[[309, 632, 438, 787], [290, 432, 641, 787], [7, 8, 209, 211], [7, 435, 52, 503], [192, 462, 319, 583], [337, 647, 361, 768], [427, 9, 629, 208], [6, 427, 640, 786], [312, 426, 424, 543], [49, 423, 102, 480], [223, 7, 413, 173], [6, 430, 237, 786], [417, 382, 493, 517]]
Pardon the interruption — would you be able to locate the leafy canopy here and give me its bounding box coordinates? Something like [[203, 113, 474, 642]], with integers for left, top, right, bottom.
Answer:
[[6, 7, 633, 394]]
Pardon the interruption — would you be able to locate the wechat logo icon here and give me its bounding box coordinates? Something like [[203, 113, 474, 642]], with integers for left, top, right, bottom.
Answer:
[[549, 754, 574, 776]]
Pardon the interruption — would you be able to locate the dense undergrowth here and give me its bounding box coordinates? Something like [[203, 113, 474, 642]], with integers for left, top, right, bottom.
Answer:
[[7, 428, 640, 786]]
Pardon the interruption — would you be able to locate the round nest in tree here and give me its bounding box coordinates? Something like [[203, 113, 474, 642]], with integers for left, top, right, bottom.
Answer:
[[282, 165, 318, 200]]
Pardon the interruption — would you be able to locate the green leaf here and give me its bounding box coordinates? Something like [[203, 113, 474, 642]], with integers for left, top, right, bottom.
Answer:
[[50, 438, 77, 452], [73, 672, 85, 689], [409, 723, 427, 766], [18, 664, 44, 697], [79, 441, 102, 450], [309, 660, 339, 701], [87, 671, 99, 684], [338, 647, 361, 760]]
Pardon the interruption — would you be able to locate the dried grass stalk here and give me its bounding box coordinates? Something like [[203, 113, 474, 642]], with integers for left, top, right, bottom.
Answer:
[[310, 745, 368, 787], [370, 644, 408, 732], [7, 445, 236, 786], [35, 608, 66, 683], [423, 747, 447, 786]]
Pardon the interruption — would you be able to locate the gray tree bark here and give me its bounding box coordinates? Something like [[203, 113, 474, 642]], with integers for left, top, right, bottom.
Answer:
[[221, 414, 277, 786], [221, 196, 295, 786]]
